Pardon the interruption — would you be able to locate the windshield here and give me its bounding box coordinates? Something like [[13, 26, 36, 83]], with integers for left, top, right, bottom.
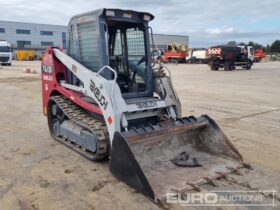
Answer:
[[0, 46, 11, 52]]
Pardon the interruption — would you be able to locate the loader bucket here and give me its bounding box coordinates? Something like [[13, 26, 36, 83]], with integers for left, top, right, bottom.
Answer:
[[109, 115, 243, 203]]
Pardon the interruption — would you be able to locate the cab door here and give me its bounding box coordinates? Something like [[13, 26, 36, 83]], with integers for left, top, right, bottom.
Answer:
[[247, 46, 254, 62]]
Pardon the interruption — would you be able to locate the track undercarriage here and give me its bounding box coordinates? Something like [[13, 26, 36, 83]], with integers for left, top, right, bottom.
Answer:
[[48, 95, 110, 161]]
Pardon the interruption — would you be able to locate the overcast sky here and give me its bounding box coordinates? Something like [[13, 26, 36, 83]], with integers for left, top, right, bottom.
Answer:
[[1, 0, 279, 47]]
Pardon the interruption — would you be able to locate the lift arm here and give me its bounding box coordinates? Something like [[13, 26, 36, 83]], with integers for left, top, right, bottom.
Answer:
[[53, 48, 126, 142]]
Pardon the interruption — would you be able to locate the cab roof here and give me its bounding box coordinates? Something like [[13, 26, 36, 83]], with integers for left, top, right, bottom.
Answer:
[[69, 8, 154, 23]]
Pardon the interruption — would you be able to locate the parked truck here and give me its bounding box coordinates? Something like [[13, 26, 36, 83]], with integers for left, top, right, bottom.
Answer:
[[0, 40, 12, 66], [161, 42, 188, 64], [186, 49, 209, 64], [207, 45, 254, 71]]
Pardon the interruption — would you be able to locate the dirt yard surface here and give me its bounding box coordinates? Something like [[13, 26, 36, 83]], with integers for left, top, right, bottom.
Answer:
[[0, 61, 279, 210]]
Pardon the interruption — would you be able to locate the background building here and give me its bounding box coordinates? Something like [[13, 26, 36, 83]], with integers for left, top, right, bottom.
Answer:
[[152, 34, 189, 50], [0, 20, 189, 57], [0, 20, 67, 55]]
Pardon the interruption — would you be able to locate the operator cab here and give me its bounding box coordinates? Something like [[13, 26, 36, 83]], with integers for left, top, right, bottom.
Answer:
[[67, 9, 154, 99], [108, 21, 147, 94]]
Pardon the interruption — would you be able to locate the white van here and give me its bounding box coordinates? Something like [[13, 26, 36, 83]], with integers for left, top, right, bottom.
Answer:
[[0, 41, 12, 66]]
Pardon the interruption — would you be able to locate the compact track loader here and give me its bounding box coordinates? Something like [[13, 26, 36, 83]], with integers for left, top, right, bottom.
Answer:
[[42, 8, 244, 203]]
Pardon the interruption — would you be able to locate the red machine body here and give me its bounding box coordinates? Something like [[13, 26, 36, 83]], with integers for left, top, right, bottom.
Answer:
[[41, 47, 102, 116]]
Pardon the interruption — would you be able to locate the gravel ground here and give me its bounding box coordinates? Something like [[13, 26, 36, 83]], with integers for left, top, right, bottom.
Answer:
[[0, 61, 279, 210]]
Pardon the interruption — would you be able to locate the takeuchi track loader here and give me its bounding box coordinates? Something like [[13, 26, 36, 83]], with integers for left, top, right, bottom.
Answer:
[[42, 8, 244, 203]]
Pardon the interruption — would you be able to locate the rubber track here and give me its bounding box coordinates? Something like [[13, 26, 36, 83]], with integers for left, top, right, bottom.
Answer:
[[50, 95, 110, 161]]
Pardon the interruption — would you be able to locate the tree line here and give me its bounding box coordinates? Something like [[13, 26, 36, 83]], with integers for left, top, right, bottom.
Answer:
[[227, 40, 280, 53]]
